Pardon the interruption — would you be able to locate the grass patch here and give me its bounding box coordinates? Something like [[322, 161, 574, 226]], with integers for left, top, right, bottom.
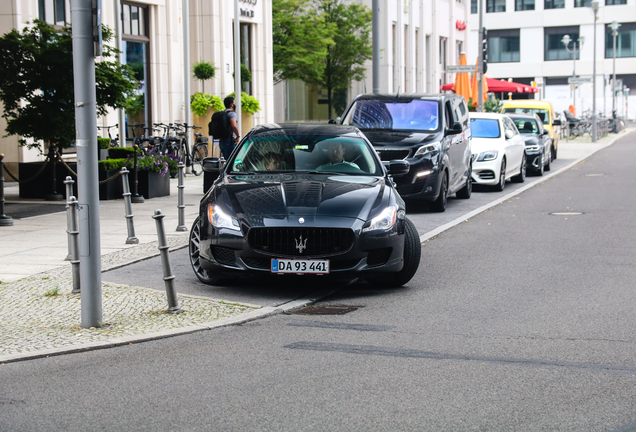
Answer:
[[44, 287, 59, 297]]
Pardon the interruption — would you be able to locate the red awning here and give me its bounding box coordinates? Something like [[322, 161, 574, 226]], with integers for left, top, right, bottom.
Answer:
[[442, 77, 538, 94]]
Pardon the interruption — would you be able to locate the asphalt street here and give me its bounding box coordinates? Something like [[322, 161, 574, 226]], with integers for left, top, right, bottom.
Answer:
[[2, 133, 636, 430]]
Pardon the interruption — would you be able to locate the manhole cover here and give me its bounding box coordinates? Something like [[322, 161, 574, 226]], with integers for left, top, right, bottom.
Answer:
[[288, 305, 363, 315], [550, 212, 584, 216]]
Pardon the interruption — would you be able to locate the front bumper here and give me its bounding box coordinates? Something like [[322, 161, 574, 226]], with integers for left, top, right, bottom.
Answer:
[[198, 217, 406, 278], [471, 157, 503, 186], [391, 158, 441, 201], [525, 150, 542, 171]]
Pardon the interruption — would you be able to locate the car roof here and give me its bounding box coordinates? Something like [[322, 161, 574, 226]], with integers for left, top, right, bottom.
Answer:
[[250, 123, 362, 137], [469, 112, 506, 120], [502, 100, 553, 109], [351, 93, 458, 102]]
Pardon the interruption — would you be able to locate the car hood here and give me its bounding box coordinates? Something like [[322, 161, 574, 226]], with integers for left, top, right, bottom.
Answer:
[[521, 135, 542, 146], [216, 173, 390, 226], [361, 130, 442, 147], [470, 137, 506, 154]]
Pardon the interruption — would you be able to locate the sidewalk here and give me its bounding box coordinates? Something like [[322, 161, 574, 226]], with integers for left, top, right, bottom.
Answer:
[[0, 129, 633, 363]]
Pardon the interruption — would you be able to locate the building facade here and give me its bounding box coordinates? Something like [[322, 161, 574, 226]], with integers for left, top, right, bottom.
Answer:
[[467, 0, 636, 119], [274, 0, 471, 122], [0, 0, 274, 173]]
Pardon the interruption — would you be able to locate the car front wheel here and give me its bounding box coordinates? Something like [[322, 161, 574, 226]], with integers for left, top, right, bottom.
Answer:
[[430, 172, 448, 212], [456, 169, 472, 199], [494, 158, 506, 192], [189, 216, 225, 285], [545, 148, 552, 172], [512, 154, 526, 183], [375, 218, 421, 287]]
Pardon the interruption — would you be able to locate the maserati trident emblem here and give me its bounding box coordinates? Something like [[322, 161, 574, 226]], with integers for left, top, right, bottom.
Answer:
[[295, 235, 308, 253], [298, 217, 305, 224]]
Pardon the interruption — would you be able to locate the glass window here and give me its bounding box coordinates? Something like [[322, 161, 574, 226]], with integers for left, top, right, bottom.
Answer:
[[545, 26, 580, 61], [122, 4, 148, 37], [487, 0, 506, 12], [503, 108, 550, 124], [606, 0, 627, 4], [488, 29, 520, 63], [470, 118, 501, 138], [606, 22, 636, 58], [343, 99, 441, 132], [513, 118, 540, 134], [240, 23, 253, 95], [39, 0, 68, 25], [471, 0, 478, 13], [545, 0, 565, 8], [516, 0, 535, 10], [574, 0, 591, 6]]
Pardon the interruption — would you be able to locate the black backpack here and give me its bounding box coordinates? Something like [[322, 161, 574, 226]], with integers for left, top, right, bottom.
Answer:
[[208, 110, 232, 140]]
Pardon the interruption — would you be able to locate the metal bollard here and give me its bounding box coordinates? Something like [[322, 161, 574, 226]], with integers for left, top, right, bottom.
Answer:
[[68, 196, 81, 294], [121, 167, 139, 244], [64, 176, 75, 259], [0, 154, 14, 227], [152, 209, 183, 314], [131, 144, 144, 203], [176, 162, 187, 231]]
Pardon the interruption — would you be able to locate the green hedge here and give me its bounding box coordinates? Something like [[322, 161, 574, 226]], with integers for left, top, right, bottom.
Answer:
[[108, 146, 142, 159], [98, 158, 129, 171], [98, 137, 111, 150]]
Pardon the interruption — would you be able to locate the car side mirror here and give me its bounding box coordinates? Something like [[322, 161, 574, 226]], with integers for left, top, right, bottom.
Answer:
[[445, 121, 463, 136], [202, 157, 222, 173], [328, 119, 337, 124], [386, 160, 410, 176], [505, 130, 514, 140], [552, 119, 562, 126], [541, 130, 549, 136]]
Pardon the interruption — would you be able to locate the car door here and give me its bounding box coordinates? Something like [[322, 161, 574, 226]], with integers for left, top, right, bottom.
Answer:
[[444, 99, 464, 192], [502, 116, 524, 176]]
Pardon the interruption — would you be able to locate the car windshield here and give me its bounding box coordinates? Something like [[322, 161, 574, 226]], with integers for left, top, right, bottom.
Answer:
[[342, 99, 440, 131], [513, 118, 539, 134], [229, 132, 383, 176], [470, 118, 501, 138], [503, 108, 549, 125]]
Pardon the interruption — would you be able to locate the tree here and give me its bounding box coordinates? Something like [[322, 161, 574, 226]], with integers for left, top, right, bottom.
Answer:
[[0, 20, 138, 153], [273, 0, 372, 119], [272, 0, 334, 84], [192, 60, 216, 93]]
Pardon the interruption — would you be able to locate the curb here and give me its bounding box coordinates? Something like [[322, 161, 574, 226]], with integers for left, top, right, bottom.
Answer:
[[0, 286, 343, 364], [419, 129, 635, 244]]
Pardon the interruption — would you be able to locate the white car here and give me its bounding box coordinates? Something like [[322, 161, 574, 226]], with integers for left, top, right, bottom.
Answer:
[[469, 112, 526, 191]]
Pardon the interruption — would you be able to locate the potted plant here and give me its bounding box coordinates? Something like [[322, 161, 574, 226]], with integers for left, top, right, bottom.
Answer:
[[98, 138, 111, 160], [135, 152, 173, 199], [226, 91, 262, 135]]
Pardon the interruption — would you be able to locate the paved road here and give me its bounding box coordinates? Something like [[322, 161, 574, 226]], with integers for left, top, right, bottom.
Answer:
[[101, 149, 580, 307], [2, 133, 635, 430]]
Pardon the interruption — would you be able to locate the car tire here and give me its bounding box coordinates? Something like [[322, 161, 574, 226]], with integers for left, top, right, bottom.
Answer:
[[375, 218, 421, 287], [430, 172, 448, 212], [456, 169, 472, 199], [545, 148, 552, 172], [511, 154, 526, 183], [493, 158, 506, 192], [552, 143, 558, 160], [536, 154, 544, 176], [189, 216, 225, 285]]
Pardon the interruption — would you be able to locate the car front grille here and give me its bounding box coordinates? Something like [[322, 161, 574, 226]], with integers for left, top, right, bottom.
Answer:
[[376, 149, 411, 161], [248, 228, 354, 257], [478, 170, 495, 180]]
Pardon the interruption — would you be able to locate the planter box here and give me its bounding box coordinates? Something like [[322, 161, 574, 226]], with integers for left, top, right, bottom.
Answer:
[[99, 169, 124, 200], [99, 149, 109, 160], [137, 170, 170, 199], [18, 162, 77, 199]]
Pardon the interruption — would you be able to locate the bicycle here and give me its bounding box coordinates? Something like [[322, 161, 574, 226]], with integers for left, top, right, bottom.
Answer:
[[172, 122, 208, 176], [97, 124, 119, 147]]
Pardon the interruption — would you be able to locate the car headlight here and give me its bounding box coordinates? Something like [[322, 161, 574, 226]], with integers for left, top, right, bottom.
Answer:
[[414, 142, 441, 157], [207, 204, 240, 231], [477, 150, 498, 162], [525, 145, 540, 152], [363, 206, 397, 233]]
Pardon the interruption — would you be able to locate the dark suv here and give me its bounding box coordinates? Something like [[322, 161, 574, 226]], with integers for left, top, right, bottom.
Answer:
[[339, 94, 472, 212]]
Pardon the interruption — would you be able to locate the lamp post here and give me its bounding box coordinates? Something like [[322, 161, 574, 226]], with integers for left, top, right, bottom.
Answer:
[[561, 34, 584, 114], [590, 0, 599, 142], [609, 21, 621, 116]]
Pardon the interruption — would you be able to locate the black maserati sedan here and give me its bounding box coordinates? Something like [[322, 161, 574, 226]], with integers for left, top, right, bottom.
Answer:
[[338, 94, 472, 212], [508, 113, 552, 176], [189, 124, 421, 287]]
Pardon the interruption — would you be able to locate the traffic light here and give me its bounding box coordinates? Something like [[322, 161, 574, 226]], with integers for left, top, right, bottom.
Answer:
[[482, 27, 488, 74]]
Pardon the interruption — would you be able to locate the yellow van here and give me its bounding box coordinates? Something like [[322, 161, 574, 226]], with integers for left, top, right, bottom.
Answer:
[[501, 100, 561, 160]]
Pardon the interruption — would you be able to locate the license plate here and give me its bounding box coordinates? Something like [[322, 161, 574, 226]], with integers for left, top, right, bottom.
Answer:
[[271, 259, 330, 274]]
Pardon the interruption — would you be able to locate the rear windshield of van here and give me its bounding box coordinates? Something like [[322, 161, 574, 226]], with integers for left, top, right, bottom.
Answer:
[[503, 108, 549, 125]]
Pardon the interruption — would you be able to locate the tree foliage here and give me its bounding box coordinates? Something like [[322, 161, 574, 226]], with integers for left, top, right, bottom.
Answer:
[[192, 60, 216, 93], [272, 0, 372, 118], [0, 20, 138, 150]]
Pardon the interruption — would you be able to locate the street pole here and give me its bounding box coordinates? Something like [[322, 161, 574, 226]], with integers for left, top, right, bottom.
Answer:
[[234, 0, 241, 134], [183, 0, 191, 158], [372, 0, 380, 94], [477, 0, 484, 112], [591, 1, 599, 142], [71, 0, 102, 328], [609, 21, 621, 116], [562, 35, 583, 115], [115, 0, 125, 146]]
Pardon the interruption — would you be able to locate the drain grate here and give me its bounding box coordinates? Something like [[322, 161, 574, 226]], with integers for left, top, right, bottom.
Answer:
[[288, 305, 363, 315]]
